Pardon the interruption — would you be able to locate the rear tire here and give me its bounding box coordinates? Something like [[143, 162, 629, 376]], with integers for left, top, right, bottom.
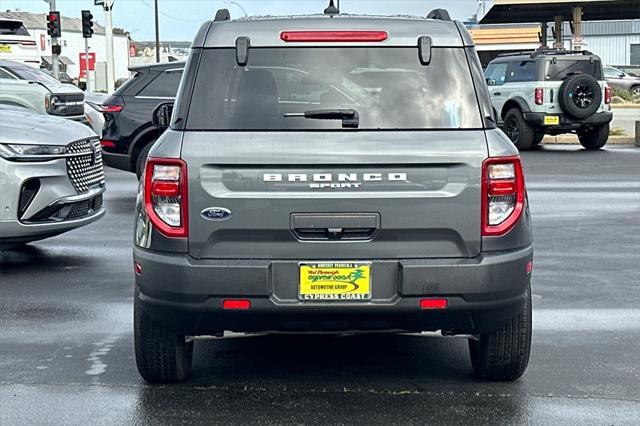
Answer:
[[503, 108, 535, 150], [135, 142, 154, 180], [134, 292, 193, 383], [578, 124, 609, 150], [532, 132, 544, 146], [469, 285, 532, 381]]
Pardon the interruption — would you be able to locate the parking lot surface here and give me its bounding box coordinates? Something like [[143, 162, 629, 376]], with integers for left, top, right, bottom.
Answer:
[[1, 144, 639, 425]]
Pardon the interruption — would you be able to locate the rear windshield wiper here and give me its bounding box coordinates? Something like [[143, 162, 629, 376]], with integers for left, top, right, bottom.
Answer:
[[283, 109, 359, 128]]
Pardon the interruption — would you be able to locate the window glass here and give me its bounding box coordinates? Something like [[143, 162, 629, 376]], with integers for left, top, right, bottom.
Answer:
[[6, 65, 60, 84], [0, 20, 29, 36], [0, 68, 16, 79], [545, 59, 603, 81], [139, 69, 183, 97], [485, 63, 508, 86], [506, 61, 536, 83], [186, 47, 483, 130], [630, 44, 640, 66]]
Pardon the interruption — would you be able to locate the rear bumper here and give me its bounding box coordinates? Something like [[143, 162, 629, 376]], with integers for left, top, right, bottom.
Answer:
[[522, 111, 613, 131], [134, 246, 533, 335]]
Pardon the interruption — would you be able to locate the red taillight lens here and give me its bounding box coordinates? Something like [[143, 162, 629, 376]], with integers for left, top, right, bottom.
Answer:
[[420, 298, 448, 310], [534, 87, 544, 105], [604, 86, 612, 104], [144, 158, 188, 238], [223, 299, 251, 310], [280, 31, 388, 42], [101, 104, 123, 113], [482, 156, 525, 237], [100, 140, 116, 149]]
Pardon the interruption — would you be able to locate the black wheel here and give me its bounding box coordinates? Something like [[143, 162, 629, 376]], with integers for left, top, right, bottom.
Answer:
[[558, 74, 602, 119], [578, 124, 609, 150], [135, 142, 154, 180], [134, 292, 193, 383], [532, 132, 544, 146], [503, 108, 535, 150], [469, 284, 532, 381]]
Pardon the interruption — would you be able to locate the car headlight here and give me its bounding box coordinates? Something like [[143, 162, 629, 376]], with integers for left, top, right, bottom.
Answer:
[[0, 143, 67, 161]]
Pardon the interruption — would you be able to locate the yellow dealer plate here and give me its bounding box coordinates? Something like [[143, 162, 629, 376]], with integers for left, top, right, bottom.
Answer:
[[0, 45, 11, 53], [544, 115, 559, 125], [299, 262, 371, 301]]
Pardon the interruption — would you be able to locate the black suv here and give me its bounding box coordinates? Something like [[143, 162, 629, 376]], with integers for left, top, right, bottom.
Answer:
[[100, 62, 184, 177]]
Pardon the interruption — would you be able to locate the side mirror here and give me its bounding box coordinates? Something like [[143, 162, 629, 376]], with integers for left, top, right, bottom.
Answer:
[[486, 78, 497, 86], [152, 102, 174, 128]]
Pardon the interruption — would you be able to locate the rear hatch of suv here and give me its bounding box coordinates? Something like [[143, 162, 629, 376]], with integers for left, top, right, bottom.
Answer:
[[179, 41, 488, 261]]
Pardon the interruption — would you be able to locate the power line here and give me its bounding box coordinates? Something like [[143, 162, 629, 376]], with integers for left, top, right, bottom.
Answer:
[[138, 0, 204, 23]]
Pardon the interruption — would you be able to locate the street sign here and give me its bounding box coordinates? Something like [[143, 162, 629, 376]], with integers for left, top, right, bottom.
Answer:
[[79, 52, 96, 78]]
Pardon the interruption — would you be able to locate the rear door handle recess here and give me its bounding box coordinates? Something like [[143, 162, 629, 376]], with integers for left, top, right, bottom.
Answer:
[[290, 213, 380, 241]]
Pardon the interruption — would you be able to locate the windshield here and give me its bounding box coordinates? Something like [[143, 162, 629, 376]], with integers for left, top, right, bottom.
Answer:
[[185, 47, 483, 130], [7, 65, 60, 85], [545, 59, 603, 81], [0, 20, 29, 36]]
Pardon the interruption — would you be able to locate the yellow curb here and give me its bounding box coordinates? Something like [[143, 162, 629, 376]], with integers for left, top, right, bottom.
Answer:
[[541, 135, 635, 144]]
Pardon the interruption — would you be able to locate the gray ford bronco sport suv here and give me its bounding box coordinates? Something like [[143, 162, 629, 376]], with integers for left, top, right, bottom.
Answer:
[[133, 6, 533, 383]]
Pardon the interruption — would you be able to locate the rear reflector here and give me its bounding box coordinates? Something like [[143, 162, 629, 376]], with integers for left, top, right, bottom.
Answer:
[[280, 31, 388, 42], [223, 299, 251, 310], [526, 260, 533, 274], [420, 298, 448, 310], [100, 140, 116, 149], [134, 262, 142, 275]]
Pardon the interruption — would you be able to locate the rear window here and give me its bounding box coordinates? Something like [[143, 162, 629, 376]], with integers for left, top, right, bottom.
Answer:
[[545, 59, 603, 81], [0, 20, 29, 36], [185, 47, 483, 130], [139, 69, 183, 97]]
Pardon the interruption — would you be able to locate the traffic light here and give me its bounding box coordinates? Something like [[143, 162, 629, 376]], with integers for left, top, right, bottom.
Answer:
[[81, 10, 94, 38], [46, 11, 61, 38]]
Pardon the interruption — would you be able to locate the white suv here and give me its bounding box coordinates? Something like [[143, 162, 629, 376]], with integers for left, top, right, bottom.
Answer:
[[485, 50, 613, 150]]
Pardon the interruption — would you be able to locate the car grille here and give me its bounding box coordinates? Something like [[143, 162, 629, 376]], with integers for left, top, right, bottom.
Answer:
[[66, 138, 105, 193], [50, 93, 85, 117]]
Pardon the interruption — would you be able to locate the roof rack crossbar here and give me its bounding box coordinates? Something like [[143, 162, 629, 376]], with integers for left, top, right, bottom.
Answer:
[[426, 8, 451, 21], [214, 8, 230, 22]]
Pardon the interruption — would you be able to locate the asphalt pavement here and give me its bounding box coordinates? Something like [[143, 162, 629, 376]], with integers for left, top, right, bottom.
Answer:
[[1, 144, 639, 425]]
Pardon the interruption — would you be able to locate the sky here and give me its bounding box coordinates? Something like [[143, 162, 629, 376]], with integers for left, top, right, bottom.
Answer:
[[2, 0, 481, 41]]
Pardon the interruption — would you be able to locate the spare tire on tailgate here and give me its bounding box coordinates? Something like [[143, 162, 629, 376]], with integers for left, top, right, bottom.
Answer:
[[558, 74, 602, 119]]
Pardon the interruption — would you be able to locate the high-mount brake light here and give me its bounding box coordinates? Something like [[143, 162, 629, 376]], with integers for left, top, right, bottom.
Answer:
[[144, 158, 188, 238], [482, 156, 525, 236], [280, 31, 388, 42]]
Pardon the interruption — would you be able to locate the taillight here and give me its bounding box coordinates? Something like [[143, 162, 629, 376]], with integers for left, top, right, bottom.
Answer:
[[280, 31, 388, 42], [101, 104, 123, 113], [100, 140, 116, 149], [144, 158, 188, 238], [604, 86, 611, 104], [481, 156, 525, 237], [534, 87, 544, 105]]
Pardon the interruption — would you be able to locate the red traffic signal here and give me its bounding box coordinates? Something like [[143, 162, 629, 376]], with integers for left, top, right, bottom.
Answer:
[[47, 11, 61, 38], [81, 10, 94, 38]]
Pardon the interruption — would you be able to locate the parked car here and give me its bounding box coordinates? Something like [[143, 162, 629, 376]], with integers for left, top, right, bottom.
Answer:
[[0, 105, 105, 247], [0, 59, 88, 125], [0, 18, 39, 67], [100, 61, 185, 178], [485, 49, 613, 150], [133, 8, 533, 383], [603, 66, 640, 96]]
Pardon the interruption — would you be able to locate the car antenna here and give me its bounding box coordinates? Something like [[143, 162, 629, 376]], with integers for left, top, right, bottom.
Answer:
[[324, 0, 339, 17]]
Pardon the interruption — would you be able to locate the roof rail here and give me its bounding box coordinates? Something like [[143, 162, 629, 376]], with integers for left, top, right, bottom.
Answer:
[[497, 49, 594, 59], [426, 8, 451, 21], [214, 8, 230, 22]]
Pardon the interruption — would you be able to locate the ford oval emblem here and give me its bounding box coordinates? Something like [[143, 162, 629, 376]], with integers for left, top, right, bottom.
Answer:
[[201, 207, 232, 221]]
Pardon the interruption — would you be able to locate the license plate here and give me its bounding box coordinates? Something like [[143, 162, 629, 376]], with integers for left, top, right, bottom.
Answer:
[[299, 262, 371, 301], [0, 44, 11, 53], [544, 115, 559, 125]]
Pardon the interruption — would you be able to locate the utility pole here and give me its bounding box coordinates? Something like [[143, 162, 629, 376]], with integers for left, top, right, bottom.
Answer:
[[154, 0, 160, 62], [102, 0, 115, 93], [47, 0, 59, 79]]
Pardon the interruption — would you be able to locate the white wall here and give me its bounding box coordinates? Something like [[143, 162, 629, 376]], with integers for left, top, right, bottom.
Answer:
[[28, 29, 130, 81]]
